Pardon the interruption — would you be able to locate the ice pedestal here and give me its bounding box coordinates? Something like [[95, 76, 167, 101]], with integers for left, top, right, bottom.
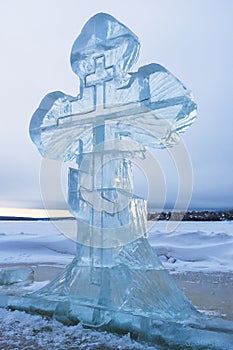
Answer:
[[6, 191, 198, 327], [6, 238, 233, 349], [16, 238, 196, 323]]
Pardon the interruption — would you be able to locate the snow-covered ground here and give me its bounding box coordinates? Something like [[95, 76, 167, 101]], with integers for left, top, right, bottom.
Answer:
[[0, 220, 232, 349], [0, 220, 232, 274], [0, 220, 76, 267], [0, 308, 156, 350], [148, 220, 233, 273]]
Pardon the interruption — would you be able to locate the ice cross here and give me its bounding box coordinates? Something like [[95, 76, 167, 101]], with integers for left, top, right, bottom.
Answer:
[[26, 12, 201, 340], [30, 12, 197, 161], [29, 11, 197, 243], [85, 56, 114, 109]]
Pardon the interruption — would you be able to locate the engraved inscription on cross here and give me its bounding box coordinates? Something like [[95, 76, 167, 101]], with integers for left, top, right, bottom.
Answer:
[[85, 56, 114, 110]]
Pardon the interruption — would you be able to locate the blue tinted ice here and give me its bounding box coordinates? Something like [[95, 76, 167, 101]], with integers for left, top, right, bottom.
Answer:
[[29, 13, 196, 161], [6, 12, 232, 349], [29, 12, 197, 246], [70, 13, 140, 83], [28, 10, 199, 330], [0, 267, 34, 285]]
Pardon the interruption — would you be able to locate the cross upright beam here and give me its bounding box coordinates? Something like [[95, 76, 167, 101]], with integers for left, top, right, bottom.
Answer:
[[85, 56, 114, 108]]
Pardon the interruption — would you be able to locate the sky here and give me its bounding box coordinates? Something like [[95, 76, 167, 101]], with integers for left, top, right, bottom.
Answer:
[[0, 0, 233, 212]]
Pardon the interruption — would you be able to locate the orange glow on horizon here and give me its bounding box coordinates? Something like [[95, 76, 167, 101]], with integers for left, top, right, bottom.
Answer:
[[0, 207, 73, 218]]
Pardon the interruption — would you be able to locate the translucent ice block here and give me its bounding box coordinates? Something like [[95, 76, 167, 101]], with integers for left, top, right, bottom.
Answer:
[[0, 267, 34, 285]]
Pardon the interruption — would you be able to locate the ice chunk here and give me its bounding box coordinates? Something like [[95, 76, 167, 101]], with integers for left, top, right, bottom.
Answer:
[[0, 267, 34, 285]]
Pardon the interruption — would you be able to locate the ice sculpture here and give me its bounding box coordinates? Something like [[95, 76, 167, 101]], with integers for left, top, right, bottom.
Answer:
[[4, 13, 233, 348]]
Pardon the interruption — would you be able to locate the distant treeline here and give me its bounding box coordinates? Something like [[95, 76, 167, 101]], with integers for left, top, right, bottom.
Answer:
[[1, 211, 233, 222], [147, 209, 233, 221]]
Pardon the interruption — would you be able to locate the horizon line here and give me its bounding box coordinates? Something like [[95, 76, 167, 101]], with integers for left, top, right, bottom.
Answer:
[[0, 206, 232, 219]]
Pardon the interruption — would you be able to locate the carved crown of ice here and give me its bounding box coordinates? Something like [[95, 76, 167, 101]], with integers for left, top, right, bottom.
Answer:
[[70, 13, 139, 86], [29, 12, 197, 162]]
